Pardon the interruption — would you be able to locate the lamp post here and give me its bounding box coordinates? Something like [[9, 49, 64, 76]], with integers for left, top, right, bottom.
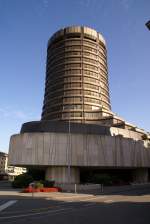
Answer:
[[145, 20, 150, 30], [67, 119, 71, 190]]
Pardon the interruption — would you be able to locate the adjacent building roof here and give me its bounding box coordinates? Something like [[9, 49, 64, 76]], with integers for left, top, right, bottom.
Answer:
[[146, 20, 150, 30]]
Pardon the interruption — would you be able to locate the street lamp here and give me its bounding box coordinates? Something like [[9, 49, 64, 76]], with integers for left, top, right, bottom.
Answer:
[[145, 20, 150, 30], [67, 119, 71, 190]]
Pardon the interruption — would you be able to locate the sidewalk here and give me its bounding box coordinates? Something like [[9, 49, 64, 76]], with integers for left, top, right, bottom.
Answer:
[[0, 190, 95, 200], [0, 183, 149, 199], [98, 183, 150, 195]]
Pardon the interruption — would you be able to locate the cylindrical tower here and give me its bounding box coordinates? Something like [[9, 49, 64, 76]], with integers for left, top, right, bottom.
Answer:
[[42, 26, 111, 123]]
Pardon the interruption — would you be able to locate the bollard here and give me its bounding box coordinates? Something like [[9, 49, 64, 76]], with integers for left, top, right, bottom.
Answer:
[[29, 182, 35, 198], [75, 184, 77, 193]]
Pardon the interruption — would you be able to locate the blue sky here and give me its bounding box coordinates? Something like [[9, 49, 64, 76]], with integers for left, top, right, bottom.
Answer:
[[0, 0, 150, 152]]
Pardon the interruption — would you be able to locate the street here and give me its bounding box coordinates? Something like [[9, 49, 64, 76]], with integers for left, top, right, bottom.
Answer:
[[0, 186, 150, 224]]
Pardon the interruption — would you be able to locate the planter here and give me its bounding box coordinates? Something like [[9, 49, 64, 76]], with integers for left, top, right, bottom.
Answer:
[[22, 187, 62, 193], [40, 187, 59, 192]]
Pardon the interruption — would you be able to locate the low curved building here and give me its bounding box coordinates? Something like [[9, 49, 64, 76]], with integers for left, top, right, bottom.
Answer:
[[9, 26, 150, 184]]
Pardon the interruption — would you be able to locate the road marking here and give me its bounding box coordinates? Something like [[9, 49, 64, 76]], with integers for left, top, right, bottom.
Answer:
[[0, 208, 71, 219], [104, 200, 114, 203], [0, 197, 113, 219], [0, 200, 17, 212]]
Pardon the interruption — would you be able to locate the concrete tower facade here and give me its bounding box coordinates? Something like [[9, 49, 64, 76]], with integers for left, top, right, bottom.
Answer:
[[42, 26, 111, 123], [8, 26, 150, 185]]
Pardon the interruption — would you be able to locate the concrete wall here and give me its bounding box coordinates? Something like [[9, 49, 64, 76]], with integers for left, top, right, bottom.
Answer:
[[45, 167, 80, 184], [9, 132, 150, 168]]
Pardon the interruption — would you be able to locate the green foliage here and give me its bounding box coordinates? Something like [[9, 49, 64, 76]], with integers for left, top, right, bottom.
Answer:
[[81, 171, 113, 185], [92, 173, 112, 185], [40, 180, 55, 187], [12, 173, 33, 188], [84, 173, 113, 186], [34, 182, 44, 189]]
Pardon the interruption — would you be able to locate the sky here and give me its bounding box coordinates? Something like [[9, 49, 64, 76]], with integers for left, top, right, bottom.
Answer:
[[0, 0, 150, 153]]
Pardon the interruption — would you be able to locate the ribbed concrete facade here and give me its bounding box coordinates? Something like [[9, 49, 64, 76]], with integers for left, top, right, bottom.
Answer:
[[8, 26, 150, 185], [42, 26, 111, 123], [9, 132, 150, 168], [9, 131, 150, 183]]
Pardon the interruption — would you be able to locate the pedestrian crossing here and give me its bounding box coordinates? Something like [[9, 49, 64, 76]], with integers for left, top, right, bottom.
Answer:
[[0, 200, 17, 212]]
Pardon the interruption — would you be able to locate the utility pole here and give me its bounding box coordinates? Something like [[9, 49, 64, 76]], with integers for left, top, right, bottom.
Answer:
[[67, 119, 71, 190]]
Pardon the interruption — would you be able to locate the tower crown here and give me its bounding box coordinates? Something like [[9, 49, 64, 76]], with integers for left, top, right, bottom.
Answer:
[[42, 26, 111, 124]]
